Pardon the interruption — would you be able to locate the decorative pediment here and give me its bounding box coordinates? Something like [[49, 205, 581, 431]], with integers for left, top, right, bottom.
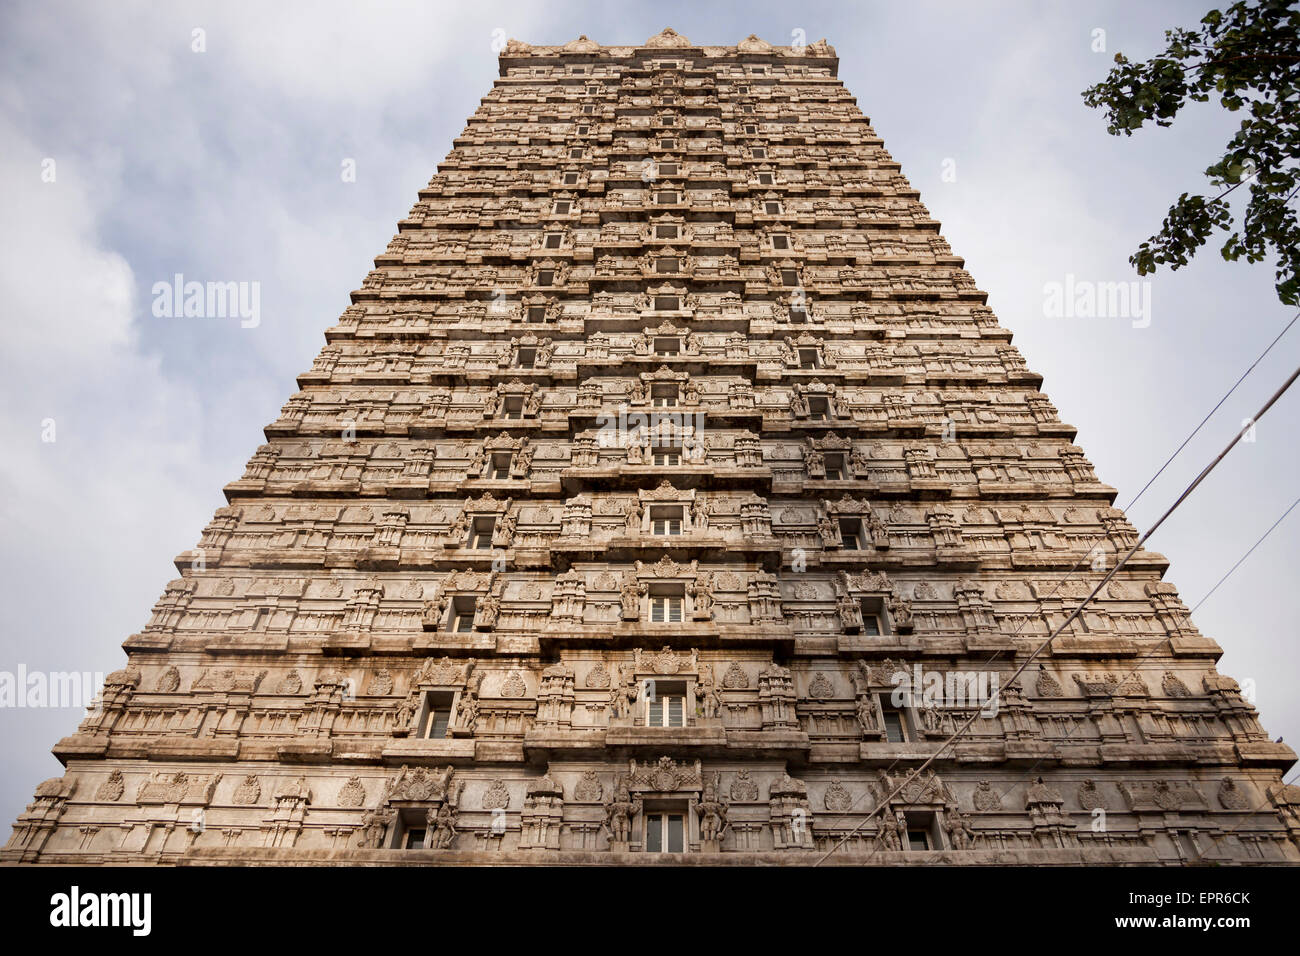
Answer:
[[640, 479, 694, 503], [636, 556, 698, 579], [829, 494, 870, 514], [634, 645, 699, 676], [647, 320, 687, 336], [562, 34, 600, 53], [645, 28, 693, 49], [878, 769, 949, 807], [643, 365, 689, 382], [811, 432, 853, 450], [496, 379, 535, 396], [463, 493, 512, 513], [413, 656, 473, 687], [386, 765, 458, 804], [443, 569, 497, 593], [627, 756, 703, 792]]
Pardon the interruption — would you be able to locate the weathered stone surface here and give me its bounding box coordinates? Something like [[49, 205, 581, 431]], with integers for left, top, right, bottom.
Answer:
[[5, 30, 1296, 866]]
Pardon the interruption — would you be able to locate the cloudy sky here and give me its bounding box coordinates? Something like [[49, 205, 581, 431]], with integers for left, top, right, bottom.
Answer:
[[2, 0, 1296, 830]]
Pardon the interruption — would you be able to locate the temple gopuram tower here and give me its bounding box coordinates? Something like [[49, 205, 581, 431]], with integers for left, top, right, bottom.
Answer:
[[7, 29, 1298, 865]]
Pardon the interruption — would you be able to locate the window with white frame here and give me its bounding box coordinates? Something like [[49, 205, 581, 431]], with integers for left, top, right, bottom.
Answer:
[[645, 811, 686, 853], [650, 505, 683, 535], [649, 590, 683, 623], [823, 451, 844, 479], [451, 596, 478, 633], [470, 517, 495, 550], [860, 599, 882, 635], [422, 690, 455, 739], [651, 384, 679, 407], [645, 679, 687, 727], [880, 699, 908, 742]]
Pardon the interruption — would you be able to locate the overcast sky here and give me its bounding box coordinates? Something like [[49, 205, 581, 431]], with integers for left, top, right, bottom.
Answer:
[[2, 0, 1296, 831]]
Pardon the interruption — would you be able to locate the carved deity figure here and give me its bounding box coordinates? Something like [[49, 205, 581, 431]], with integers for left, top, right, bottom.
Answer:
[[944, 809, 975, 850], [428, 800, 458, 849], [696, 778, 730, 843], [619, 571, 645, 620], [876, 811, 903, 850], [689, 571, 715, 621], [603, 782, 642, 844]]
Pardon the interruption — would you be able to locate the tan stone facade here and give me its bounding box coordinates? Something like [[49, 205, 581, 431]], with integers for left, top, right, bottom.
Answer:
[[7, 29, 1298, 865]]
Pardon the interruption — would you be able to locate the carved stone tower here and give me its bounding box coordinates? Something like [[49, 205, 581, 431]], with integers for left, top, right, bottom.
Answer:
[[7, 29, 1297, 865]]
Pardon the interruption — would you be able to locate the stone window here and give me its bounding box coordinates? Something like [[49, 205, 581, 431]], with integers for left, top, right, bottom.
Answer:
[[808, 396, 830, 420], [745, 124, 758, 135], [402, 827, 427, 849], [880, 700, 909, 743], [537, 270, 554, 288], [656, 224, 680, 239], [859, 600, 882, 635], [651, 445, 681, 465], [751, 146, 766, 158], [646, 680, 687, 726], [422, 691, 455, 738], [772, 233, 791, 250], [650, 505, 683, 535], [527, 305, 546, 322], [798, 347, 820, 368], [491, 452, 512, 479], [470, 518, 496, 549], [504, 396, 524, 419], [516, 346, 537, 367], [904, 812, 939, 851], [645, 811, 686, 852], [824, 452, 845, 480], [659, 162, 678, 176], [656, 190, 679, 204], [562, 172, 579, 185], [654, 336, 680, 354], [654, 295, 680, 311], [839, 517, 863, 549], [553, 200, 572, 215], [649, 588, 684, 623], [544, 232, 563, 249], [764, 200, 782, 214], [451, 597, 478, 632], [758, 172, 774, 185], [656, 257, 679, 274], [651, 384, 679, 407]]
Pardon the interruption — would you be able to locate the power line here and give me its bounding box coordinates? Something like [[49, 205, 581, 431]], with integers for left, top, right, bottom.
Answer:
[[1119, 309, 1298, 516], [811, 310, 1300, 846], [814, 360, 1300, 864], [1190, 494, 1300, 614]]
